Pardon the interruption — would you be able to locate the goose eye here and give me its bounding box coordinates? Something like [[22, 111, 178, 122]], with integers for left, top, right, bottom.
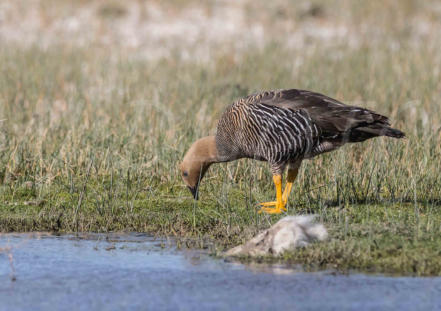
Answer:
[[183, 171, 188, 177]]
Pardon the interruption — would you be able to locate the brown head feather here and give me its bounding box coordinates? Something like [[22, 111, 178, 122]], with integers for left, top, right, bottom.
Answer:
[[179, 136, 219, 199]]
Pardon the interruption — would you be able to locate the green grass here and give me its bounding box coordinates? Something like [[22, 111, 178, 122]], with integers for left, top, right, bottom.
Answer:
[[1, 1, 441, 275]]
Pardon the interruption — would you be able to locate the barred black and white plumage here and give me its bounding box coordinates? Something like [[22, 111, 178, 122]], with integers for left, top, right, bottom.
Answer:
[[217, 100, 320, 174], [216, 89, 404, 174], [180, 88, 405, 214]]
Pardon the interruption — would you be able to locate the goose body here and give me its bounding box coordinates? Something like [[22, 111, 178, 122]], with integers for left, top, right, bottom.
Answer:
[[180, 89, 405, 213]]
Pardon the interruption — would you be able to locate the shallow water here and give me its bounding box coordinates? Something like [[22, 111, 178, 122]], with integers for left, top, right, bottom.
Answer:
[[0, 233, 440, 311]]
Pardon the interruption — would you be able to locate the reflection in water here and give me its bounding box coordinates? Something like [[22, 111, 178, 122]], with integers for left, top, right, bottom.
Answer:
[[1, 233, 440, 311], [243, 262, 305, 275]]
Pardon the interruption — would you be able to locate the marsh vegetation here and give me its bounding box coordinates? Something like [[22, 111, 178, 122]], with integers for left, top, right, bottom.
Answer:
[[0, 0, 440, 275]]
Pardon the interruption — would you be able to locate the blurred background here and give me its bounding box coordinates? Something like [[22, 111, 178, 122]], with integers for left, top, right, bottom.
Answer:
[[1, 0, 441, 61], [0, 0, 440, 233]]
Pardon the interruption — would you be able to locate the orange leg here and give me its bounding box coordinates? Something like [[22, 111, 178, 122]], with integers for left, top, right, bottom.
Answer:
[[258, 167, 299, 214], [259, 174, 285, 214], [282, 167, 299, 203]]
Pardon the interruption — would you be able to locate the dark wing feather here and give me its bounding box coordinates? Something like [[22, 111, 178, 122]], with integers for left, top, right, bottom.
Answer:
[[246, 89, 404, 141]]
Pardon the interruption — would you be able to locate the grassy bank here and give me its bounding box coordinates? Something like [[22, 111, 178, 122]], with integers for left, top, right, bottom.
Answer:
[[1, 0, 441, 275], [1, 43, 440, 275]]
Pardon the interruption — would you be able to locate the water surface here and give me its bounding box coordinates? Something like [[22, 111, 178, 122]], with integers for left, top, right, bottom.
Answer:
[[0, 233, 440, 311]]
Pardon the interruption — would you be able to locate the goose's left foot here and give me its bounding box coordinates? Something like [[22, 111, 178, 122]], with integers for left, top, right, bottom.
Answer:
[[258, 201, 286, 214]]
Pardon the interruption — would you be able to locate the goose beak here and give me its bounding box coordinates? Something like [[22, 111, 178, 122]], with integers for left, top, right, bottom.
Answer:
[[187, 186, 199, 200]]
